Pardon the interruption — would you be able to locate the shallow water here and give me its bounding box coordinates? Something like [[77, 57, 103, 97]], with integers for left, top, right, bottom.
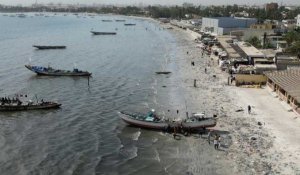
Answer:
[[0, 13, 185, 175]]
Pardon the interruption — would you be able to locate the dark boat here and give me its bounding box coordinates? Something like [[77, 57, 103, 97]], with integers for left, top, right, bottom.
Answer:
[[155, 71, 171, 75], [119, 110, 217, 131], [90, 31, 117, 35], [102, 20, 112, 22], [124, 23, 136, 26], [33, 45, 66, 50], [0, 102, 61, 111], [25, 65, 92, 76], [115, 19, 126, 22]]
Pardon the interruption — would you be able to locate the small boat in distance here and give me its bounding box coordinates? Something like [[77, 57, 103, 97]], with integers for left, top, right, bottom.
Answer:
[[90, 31, 117, 35], [124, 23, 136, 26], [115, 19, 126, 22], [25, 65, 92, 76], [102, 19, 112, 22], [33, 45, 66, 50], [155, 71, 171, 75]]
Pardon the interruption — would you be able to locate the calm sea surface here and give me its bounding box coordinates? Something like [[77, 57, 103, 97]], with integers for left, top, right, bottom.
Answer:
[[0, 13, 186, 175]]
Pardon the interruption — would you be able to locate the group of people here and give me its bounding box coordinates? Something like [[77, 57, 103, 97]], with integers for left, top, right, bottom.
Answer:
[[0, 97, 22, 105]]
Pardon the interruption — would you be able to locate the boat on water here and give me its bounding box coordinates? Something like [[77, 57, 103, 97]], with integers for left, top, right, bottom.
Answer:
[[119, 110, 217, 131], [115, 19, 126, 22], [155, 71, 171, 75], [0, 97, 61, 111], [90, 31, 117, 35], [25, 65, 92, 76], [33, 45, 66, 50], [102, 20, 113, 22], [124, 23, 136, 26]]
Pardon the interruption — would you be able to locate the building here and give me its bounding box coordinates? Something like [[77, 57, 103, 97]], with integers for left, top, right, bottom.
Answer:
[[297, 14, 300, 27], [250, 23, 276, 30], [275, 55, 300, 70], [265, 3, 278, 11], [201, 17, 257, 35], [265, 70, 300, 114]]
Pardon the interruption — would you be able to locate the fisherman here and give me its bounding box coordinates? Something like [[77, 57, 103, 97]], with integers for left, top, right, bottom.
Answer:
[[191, 61, 195, 66], [248, 105, 251, 114], [205, 67, 207, 73], [187, 51, 189, 54], [173, 127, 177, 139], [176, 110, 179, 114]]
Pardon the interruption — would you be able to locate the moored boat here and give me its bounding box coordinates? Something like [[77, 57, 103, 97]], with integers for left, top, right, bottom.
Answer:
[[25, 65, 92, 76], [90, 31, 117, 35], [0, 96, 61, 112], [33, 45, 66, 50], [115, 19, 126, 22], [124, 23, 136, 26], [119, 110, 217, 131], [102, 19, 112, 22]]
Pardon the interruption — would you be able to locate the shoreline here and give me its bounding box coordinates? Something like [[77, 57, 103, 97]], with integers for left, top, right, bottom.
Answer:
[[157, 21, 300, 174]]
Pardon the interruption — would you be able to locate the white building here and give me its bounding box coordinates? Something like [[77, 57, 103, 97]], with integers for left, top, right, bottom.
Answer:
[[297, 14, 300, 27], [201, 17, 257, 35]]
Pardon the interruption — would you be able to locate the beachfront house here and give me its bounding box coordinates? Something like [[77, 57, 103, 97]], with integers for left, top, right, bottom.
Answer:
[[265, 70, 300, 114]]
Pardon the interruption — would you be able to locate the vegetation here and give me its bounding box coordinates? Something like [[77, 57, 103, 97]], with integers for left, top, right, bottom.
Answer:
[[1, 4, 300, 21], [246, 36, 262, 48], [284, 30, 300, 55]]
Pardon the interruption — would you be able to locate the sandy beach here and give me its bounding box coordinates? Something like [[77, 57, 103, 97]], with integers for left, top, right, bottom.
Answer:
[[156, 22, 300, 174]]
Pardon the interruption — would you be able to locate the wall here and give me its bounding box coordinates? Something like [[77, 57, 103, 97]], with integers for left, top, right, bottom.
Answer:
[[235, 74, 267, 86], [297, 14, 300, 27]]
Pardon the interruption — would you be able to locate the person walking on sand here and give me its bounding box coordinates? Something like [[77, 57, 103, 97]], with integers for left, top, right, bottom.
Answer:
[[248, 105, 251, 114], [207, 130, 211, 145], [213, 135, 218, 150], [205, 67, 207, 73], [217, 135, 221, 149]]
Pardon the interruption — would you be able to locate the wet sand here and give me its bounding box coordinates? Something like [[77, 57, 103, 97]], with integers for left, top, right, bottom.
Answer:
[[157, 22, 300, 174]]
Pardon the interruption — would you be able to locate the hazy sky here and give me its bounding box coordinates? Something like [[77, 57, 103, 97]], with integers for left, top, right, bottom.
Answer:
[[0, 0, 299, 6]]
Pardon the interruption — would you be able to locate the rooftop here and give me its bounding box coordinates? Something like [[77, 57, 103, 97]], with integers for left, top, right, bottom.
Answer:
[[237, 42, 265, 58], [265, 70, 300, 102]]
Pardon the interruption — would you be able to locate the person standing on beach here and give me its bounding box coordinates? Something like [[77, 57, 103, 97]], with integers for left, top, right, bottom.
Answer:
[[248, 105, 251, 114], [207, 130, 211, 144], [217, 136, 221, 149], [213, 135, 218, 150], [205, 67, 207, 73]]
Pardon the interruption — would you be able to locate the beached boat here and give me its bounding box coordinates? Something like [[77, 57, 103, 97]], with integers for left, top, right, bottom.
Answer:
[[90, 31, 117, 35], [124, 23, 136, 26], [0, 102, 61, 111], [25, 65, 92, 76], [33, 45, 66, 50], [119, 110, 217, 131]]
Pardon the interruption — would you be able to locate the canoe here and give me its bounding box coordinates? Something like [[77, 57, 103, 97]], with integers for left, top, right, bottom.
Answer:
[[91, 31, 117, 35], [115, 19, 126, 22], [0, 102, 61, 111], [124, 23, 136, 26], [155, 71, 171, 74], [119, 111, 217, 131], [33, 45, 66, 50], [25, 65, 92, 76], [102, 20, 113, 22]]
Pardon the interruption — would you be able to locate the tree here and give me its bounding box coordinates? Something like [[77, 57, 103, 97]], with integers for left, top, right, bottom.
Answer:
[[246, 36, 262, 48]]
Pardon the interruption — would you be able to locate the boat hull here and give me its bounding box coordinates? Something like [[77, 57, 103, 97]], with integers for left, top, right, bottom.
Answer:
[[0, 103, 61, 111]]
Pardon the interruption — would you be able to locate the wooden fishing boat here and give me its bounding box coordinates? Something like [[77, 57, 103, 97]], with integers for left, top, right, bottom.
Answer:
[[119, 111, 168, 130], [25, 65, 92, 76], [102, 20, 112, 22], [33, 45, 66, 50], [90, 31, 117, 35], [124, 23, 136, 26], [119, 111, 217, 131], [0, 102, 61, 111], [155, 71, 171, 75], [115, 19, 126, 22]]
